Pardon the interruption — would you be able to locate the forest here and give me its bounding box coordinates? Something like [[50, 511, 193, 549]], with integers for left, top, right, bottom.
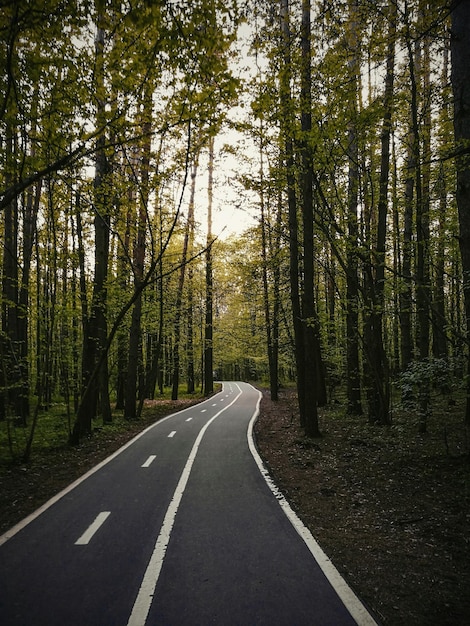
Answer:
[[1, 0, 470, 460]]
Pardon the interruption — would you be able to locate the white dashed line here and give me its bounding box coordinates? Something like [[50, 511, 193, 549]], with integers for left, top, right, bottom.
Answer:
[[186, 418, 193, 422], [201, 409, 207, 413], [127, 385, 244, 626], [141, 455, 156, 468], [75, 511, 111, 545], [168, 431, 176, 438]]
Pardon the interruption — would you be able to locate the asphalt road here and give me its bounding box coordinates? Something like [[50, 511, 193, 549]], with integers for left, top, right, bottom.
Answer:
[[0, 382, 377, 625]]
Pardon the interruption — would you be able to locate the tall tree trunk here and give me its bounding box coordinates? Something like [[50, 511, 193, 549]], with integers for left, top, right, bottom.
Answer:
[[259, 117, 279, 400], [401, 129, 415, 370], [186, 204, 195, 395], [204, 137, 214, 396], [300, 0, 321, 436], [407, 3, 430, 431], [1, 117, 22, 423], [172, 157, 198, 400], [451, 0, 470, 424], [125, 86, 152, 419], [280, 0, 306, 426], [432, 42, 450, 359], [345, 0, 363, 416], [71, 6, 110, 443], [364, 0, 396, 425]]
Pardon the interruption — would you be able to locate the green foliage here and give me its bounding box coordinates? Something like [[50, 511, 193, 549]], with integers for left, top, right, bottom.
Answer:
[[397, 358, 460, 411]]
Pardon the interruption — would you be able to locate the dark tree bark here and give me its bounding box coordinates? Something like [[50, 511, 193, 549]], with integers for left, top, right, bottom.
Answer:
[[172, 157, 198, 401], [401, 130, 415, 370], [364, 0, 396, 425], [345, 0, 363, 416], [125, 85, 152, 419], [71, 8, 111, 443], [406, 2, 430, 432], [204, 137, 214, 396], [280, 0, 306, 426], [1, 118, 22, 423], [186, 202, 195, 395], [432, 43, 450, 360], [451, 0, 470, 423], [259, 133, 279, 401], [300, 0, 321, 436]]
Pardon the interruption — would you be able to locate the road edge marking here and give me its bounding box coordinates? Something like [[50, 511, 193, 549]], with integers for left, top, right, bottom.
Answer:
[[0, 390, 224, 547], [246, 385, 378, 626], [126, 383, 242, 626]]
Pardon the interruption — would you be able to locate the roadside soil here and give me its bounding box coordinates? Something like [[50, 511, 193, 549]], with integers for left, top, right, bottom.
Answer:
[[1, 387, 469, 625], [254, 386, 470, 626]]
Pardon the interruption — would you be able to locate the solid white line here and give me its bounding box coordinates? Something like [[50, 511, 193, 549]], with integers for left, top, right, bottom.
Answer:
[[141, 455, 156, 468], [168, 431, 176, 438], [0, 388, 225, 547], [186, 418, 193, 422], [246, 385, 378, 626], [127, 384, 242, 626], [75, 511, 111, 546]]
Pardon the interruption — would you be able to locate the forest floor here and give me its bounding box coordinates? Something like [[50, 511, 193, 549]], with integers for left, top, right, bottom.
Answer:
[[255, 386, 470, 626], [1, 387, 469, 625]]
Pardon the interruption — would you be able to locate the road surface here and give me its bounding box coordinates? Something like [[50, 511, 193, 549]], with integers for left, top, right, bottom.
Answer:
[[0, 382, 377, 625]]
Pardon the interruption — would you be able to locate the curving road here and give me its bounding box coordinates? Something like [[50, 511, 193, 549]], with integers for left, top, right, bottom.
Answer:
[[0, 382, 377, 625]]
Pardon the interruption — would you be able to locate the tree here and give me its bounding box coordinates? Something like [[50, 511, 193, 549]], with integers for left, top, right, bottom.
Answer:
[[363, 0, 396, 425], [300, 0, 322, 436], [451, 0, 470, 424], [280, 0, 307, 428], [71, 1, 112, 442], [345, 0, 363, 416], [203, 136, 215, 396]]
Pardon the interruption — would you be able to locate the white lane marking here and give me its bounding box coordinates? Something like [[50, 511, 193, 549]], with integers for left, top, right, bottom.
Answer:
[[246, 385, 378, 626], [168, 431, 176, 438], [186, 418, 193, 422], [212, 403, 217, 406], [201, 409, 207, 413], [141, 455, 156, 468], [127, 386, 243, 626], [75, 511, 111, 546], [0, 386, 228, 547]]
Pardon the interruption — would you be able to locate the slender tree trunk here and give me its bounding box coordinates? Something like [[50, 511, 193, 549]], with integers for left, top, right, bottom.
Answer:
[[407, 4, 430, 431], [280, 0, 306, 426], [432, 43, 450, 359], [300, 0, 321, 436], [125, 86, 152, 419], [186, 208, 195, 394], [203, 137, 214, 396], [345, 0, 363, 416], [451, 0, 470, 423], [259, 119, 279, 400], [401, 130, 415, 370], [364, 0, 396, 425], [1, 118, 22, 423], [71, 6, 110, 443], [432, 161, 449, 359], [172, 157, 198, 400]]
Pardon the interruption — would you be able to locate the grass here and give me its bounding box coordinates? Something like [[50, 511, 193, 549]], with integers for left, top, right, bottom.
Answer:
[[0, 385, 216, 467]]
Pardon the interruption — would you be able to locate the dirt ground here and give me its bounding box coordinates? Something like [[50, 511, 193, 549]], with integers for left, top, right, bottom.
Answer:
[[254, 387, 470, 626], [1, 389, 469, 625]]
